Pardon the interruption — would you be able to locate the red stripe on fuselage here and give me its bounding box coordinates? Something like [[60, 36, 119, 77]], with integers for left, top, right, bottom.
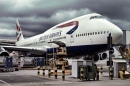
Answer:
[[57, 21, 78, 28]]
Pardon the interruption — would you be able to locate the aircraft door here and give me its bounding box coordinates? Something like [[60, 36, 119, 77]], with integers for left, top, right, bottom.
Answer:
[[70, 34, 74, 45], [90, 38, 93, 44], [88, 33, 93, 44]]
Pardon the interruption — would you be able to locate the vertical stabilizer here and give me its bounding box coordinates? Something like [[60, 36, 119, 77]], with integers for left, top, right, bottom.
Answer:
[[16, 20, 24, 41]]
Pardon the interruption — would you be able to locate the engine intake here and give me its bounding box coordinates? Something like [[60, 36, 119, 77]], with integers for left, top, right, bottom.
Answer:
[[100, 53, 107, 60], [0, 51, 9, 56], [93, 54, 99, 62]]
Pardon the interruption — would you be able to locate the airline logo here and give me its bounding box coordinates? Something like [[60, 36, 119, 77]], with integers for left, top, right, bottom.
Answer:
[[56, 21, 79, 34], [39, 31, 62, 41], [16, 23, 21, 31], [16, 24, 22, 41]]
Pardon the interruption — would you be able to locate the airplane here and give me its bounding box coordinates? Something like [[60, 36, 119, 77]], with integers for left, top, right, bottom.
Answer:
[[2, 13, 123, 62]]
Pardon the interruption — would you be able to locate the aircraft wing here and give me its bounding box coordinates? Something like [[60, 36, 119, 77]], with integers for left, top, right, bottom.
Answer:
[[2, 46, 47, 55]]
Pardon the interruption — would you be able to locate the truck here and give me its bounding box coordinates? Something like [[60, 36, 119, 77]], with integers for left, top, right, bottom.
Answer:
[[48, 46, 69, 69]]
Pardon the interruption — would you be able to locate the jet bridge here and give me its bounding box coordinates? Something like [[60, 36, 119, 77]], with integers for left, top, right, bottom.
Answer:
[[117, 30, 130, 60], [115, 44, 130, 66]]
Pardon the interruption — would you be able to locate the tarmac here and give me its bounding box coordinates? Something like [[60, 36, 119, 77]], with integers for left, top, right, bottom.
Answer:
[[0, 60, 130, 86]]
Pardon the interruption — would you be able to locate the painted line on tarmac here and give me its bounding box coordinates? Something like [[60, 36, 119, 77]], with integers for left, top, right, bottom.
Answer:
[[44, 81, 73, 84], [0, 80, 11, 86]]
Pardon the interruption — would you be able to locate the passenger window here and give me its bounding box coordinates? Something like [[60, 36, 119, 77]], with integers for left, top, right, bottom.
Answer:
[[104, 31, 105, 34], [86, 33, 87, 36], [98, 32, 100, 34]]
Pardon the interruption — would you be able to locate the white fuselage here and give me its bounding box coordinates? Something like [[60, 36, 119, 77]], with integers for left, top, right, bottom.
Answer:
[[15, 13, 123, 56]]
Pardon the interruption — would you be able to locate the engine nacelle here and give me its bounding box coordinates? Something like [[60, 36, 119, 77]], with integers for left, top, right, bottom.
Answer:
[[83, 53, 107, 62], [0, 51, 9, 56], [93, 54, 99, 62], [100, 53, 107, 60], [94, 53, 107, 62], [83, 55, 93, 60], [84, 55, 99, 62]]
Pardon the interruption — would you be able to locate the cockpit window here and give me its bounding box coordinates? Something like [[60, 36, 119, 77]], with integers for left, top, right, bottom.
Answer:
[[90, 16, 103, 19]]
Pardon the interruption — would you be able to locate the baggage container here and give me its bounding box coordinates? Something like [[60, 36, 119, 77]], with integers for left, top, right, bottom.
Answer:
[[0, 56, 14, 72]]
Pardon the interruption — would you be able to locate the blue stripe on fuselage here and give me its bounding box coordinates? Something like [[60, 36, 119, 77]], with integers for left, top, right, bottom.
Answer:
[[66, 25, 78, 34], [47, 44, 108, 57]]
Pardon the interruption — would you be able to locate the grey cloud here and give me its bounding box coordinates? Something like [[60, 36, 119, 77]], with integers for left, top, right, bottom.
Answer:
[[110, 19, 130, 30], [71, 0, 130, 21], [0, 0, 130, 37], [17, 8, 93, 37]]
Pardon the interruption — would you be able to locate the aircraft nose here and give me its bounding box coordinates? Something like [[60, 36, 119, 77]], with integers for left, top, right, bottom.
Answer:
[[111, 26, 123, 44]]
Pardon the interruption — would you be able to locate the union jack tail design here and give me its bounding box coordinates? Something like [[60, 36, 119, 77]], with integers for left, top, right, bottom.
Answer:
[[16, 20, 24, 41]]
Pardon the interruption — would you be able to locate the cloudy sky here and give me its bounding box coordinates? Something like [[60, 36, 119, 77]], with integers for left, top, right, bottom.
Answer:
[[0, 0, 130, 37]]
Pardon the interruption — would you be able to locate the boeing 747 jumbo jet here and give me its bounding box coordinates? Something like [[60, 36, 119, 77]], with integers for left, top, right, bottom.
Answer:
[[2, 13, 123, 61]]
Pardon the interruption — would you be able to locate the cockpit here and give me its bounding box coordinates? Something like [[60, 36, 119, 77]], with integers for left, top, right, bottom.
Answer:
[[90, 16, 104, 19]]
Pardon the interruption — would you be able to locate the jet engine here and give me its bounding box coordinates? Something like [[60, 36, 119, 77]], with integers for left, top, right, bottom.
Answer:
[[94, 53, 107, 62], [0, 51, 9, 56], [0, 47, 9, 56], [83, 53, 107, 62], [93, 54, 99, 62], [84, 54, 99, 62], [100, 53, 107, 60]]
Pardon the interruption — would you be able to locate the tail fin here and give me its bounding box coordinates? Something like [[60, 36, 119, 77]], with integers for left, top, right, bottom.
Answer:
[[16, 20, 24, 41]]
